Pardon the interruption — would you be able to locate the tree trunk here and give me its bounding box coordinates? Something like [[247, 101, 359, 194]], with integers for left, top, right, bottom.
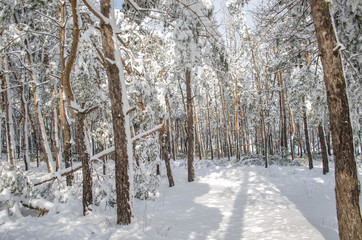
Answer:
[[206, 94, 213, 160], [21, 77, 30, 171], [326, 130, 332, 156], [217, 74, 231, 160], [303, 99, 313, 169], [165, 95, 176, 161], [233, 75, 240, 160], [50, 85, 61, 171], [193, 99, 202, 160], [2, 57, 15, 168], [214, 89, 222, 160], [296, 123, 302, 157], [242, 105, 250, 153], [309, 1, 362, 238], [186, 69, 195, 182], [312, 0, 360, 226], [159, 119, 174, 187], [59, 1, 73, 184], [318, 124, 329, 175], [98, 0, 133, 225], [75, 113, 93, 215], [289, 109, 295, 161]]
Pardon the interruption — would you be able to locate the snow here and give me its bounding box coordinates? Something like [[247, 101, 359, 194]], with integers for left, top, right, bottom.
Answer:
[[0, 158, 354, 240]]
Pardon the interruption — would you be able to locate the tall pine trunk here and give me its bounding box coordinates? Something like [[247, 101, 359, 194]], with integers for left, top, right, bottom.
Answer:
[[94, 0, 133, 224], [303, 98, 313, 169], [59, 1, 73, 184], [186, 69, 195, 182], [2, 57, 15, 168], [309, 1, 362, 238]]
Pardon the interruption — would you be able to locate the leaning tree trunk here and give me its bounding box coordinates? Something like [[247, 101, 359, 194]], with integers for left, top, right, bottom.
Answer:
[[309, 1, 362, 239], [186, 69, 195, 182]]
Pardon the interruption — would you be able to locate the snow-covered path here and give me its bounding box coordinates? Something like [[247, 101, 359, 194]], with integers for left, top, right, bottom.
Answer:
[[1, 160, 348, 240], [109, 161, 340, 240]]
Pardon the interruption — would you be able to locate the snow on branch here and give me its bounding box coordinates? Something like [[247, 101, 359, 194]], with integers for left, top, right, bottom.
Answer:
[[125, 0, 167, 14], [131, 122, 164, 143], [90, 146, 115, 161], [69, 101, 98, 114], [81, 0, 110, 24], [174, 0, 221, 41], [33, 163, 83, 186], [33, 123, 165, 186]]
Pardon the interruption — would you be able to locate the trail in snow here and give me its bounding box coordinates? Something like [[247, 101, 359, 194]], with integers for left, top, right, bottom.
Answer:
[[1, 159, 358, 240]]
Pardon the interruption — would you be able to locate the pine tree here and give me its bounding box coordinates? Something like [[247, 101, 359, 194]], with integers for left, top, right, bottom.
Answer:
[[309, 0, 362, 238]]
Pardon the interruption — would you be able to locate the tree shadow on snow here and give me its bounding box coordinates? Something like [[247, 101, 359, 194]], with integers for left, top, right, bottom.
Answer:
[[150, 176, 224, 240], [222, 170, 249, 240], [264, 166, 339, 240]]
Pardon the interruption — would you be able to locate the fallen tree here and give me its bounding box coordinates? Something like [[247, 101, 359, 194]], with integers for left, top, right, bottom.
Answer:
[[33, 122, 165, 186]]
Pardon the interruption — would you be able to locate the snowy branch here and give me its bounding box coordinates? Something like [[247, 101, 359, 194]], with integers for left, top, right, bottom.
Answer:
[[81, 0, 110, 23], [131, 122, 164, 144]]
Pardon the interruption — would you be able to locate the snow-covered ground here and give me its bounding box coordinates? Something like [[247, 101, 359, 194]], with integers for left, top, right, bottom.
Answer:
[[1, 158, 361, 240]]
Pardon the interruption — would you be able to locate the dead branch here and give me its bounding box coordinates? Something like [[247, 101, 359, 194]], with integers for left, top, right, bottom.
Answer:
[[21, 203, 49, 217], [34, 164, 83, 186]]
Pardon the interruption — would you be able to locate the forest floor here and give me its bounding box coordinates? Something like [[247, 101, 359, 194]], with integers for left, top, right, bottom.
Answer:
[[1, 156, 361, 240]]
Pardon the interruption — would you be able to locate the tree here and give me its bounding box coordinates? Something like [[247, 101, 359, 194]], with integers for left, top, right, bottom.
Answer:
[[82, 0, 133, 225], [309, 0, 362, 239]]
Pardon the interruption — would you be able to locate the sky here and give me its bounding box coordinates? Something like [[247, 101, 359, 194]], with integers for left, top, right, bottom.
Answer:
[[114, 0, 260, 28], [213, 0, 261, 28]]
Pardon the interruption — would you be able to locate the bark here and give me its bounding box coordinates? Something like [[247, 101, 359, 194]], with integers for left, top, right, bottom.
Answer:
[[58, 1, 73, 185], [242, 105, 250, 153], [233, 75, 240, 160], [2, 57, 15, 168], [326, 131, 332, 156], [50, 85, 61, 171], [75, 113, 93, 215], [303, 99, 313, 169], [186, 69, 195, 182], [289, 109, 295, 161], [214, 89, 222, 160], [318, 124, 329, 175], [239, 106, 247, 154], [193, 98, 203, 160], [21, 77, 30, 171], [159, 119, 174, 187], [309, 1, 362, 238], [165, 94, 176, 161], [96, 0, 132, 225], [217, 73, 231, 160], [206, 94, 213, 160], [278, 72, 288, 153]]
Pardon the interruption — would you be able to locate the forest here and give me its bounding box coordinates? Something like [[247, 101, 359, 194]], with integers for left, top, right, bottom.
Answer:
[[0, 0, 361, 239]]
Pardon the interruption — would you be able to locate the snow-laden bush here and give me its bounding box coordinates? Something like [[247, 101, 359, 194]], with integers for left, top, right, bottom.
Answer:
[[133, 138, 161, 200], [0, 162, 30, 196], [134, 163, 161, 200], [93, 174, 116, 208]]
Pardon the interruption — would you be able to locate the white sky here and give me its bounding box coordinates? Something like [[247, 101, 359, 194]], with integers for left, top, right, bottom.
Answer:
[[213, 0, 261, 28]]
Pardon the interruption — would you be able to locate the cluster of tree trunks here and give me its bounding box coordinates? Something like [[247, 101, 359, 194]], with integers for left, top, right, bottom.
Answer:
[[1, 0, 360, 235]]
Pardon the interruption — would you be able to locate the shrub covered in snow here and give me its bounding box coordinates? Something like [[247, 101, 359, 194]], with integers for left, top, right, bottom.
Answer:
[[133, 138, 161, 200], [0, 162, 30, 196]]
